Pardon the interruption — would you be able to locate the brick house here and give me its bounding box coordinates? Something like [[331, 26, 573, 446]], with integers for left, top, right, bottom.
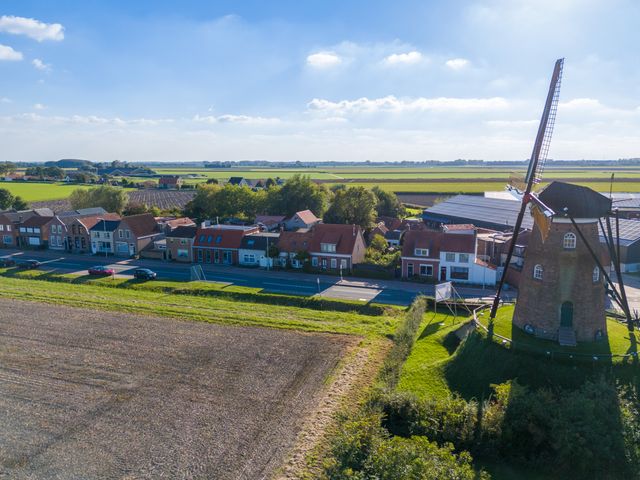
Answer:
[[47, 209, 120, 252], [284, 210, 321, 231], [155, 216, 196, 234], [166, 225, 197, 262], [158, 175, 183, 189], [114, 213, 161, 257], [0, 212, 17, 248], [308, 224, 366, 272], [401, 230, 441, 279], [192, 225, 259, 265], [17, 215, 54, 248], [276, 230, 313, 268]]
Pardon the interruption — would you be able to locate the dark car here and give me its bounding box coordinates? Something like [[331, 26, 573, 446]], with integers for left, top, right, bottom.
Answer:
[[0, 257, 16, 267], [134, 268, 157, 280], [17, 259, 41, 269], [88, 265, 116, 276]]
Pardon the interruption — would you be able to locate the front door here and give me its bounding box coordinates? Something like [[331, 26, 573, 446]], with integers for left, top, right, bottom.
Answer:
[[407, 264, 414, 277], [560, 301, 574, 327], [440, 267, 447, 281]]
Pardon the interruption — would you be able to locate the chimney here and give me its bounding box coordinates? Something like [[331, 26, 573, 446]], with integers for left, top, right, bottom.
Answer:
[[353, 224, 356, 236]]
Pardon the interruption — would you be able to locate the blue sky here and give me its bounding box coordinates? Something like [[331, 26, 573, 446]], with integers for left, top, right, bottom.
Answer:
[[1, 0, 639, 162]]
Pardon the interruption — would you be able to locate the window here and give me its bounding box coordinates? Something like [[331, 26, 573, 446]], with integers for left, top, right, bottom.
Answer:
[[215, 235, 222, 244], [0, 225, 3, 231], [197, 249, 203, 262], [94, 231, 100, 238], [51, 225, 56, 233], [450, 266, 469, 280], [244, 254, 256, 263], [331, 258, 337, 269], [33, 228, 40, 234], [180, 239, 186, 245], [57, 225, 62, 234], [19, 227, 26, 233], [593, 266, 600, 283], [458, 253, 469, 263], [6, 225, 10, 231], [199, 234, 205, 242], [207, 235, 213, 243], [419, 264, 433, 276], [533, 264, 543, 280], [312, 257, 318, 267], [177, 249, 188, 258], [321, 243, 336, 253], [119, 229, 124, 238], [125, 230, 130, 239], [445, 252, 455, 262], [563, 232, 577, 249], [414, 248, 429, 256], [340, 259, 347, 269], [3, 235, 12, 244]]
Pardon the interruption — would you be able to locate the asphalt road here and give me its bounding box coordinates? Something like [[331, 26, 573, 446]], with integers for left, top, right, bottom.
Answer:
[[0, 248, 511, 306]]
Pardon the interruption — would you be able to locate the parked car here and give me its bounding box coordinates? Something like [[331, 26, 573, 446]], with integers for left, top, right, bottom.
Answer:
[[17, 259, 41, 269], [88, 266, 116, 276], [0, 257, 16, 267], [134, 268, 157, 280]]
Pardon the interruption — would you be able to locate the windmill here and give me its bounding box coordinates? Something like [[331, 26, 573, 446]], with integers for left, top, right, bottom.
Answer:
[[488, 58, 564, 321], [490, 58, 635, 337]]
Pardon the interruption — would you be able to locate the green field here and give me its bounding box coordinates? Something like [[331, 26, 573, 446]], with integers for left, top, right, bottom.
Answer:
[[0, 182, 91, 202]]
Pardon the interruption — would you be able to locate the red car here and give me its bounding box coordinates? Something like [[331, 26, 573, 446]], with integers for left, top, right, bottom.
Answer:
[[88, 265, 116, 276]]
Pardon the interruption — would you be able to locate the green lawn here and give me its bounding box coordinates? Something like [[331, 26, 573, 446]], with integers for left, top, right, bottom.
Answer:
[[0, 269, 401, 338], [0, 182, 92, 202], [477, 304, 637, 360], [396, 311, 469, 399]]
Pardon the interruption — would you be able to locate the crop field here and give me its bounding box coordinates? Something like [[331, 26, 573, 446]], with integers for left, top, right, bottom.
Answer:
[[0, 181, 89, 202], [0, 297, 353, 479], [128, 189, 196, 210]]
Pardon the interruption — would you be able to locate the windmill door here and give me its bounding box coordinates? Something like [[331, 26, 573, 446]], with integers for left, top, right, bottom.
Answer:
[[560, 301, 574, 327]]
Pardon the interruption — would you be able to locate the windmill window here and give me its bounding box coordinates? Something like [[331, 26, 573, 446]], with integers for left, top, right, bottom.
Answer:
[[533, 264, 543, 280], [593, 266, 600, 283], [563, 233, 577, 249]]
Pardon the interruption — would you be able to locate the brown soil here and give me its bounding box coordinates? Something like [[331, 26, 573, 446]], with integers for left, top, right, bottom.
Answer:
[[0, 298, 351, 480]]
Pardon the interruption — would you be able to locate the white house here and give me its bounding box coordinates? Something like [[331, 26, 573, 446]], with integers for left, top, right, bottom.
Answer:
[[89, 219, 120, 255], [238, 232, 279, 268], [437, 225, 497, 286]]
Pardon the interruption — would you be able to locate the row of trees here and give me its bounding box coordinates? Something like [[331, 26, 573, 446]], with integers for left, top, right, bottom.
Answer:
[[69, 185, 129, 214], [0, 188, 28, 211], [185, 175, 406, 229], [25, 166, 66, 180], [0, 162, 17, 176]]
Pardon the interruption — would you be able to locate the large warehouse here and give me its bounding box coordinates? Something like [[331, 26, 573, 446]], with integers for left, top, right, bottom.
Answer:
[[423, 194, 640, 272]]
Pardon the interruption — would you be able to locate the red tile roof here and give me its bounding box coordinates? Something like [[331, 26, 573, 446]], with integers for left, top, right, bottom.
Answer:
[[402, 230, 476, 258], [443, 224, 475, 231], [294, 209, 320, 225], [159, 176, 181, 185], [193, 226, 259, 249], [20, 216, 53, 228], [277, 230, 313, 253], [120, 213, 158, 237], [308, 224, 363, 256], [255, 215, 286, 225]]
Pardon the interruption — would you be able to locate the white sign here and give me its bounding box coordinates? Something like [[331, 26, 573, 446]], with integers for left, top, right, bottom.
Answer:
[[435, 282, 453, 302]]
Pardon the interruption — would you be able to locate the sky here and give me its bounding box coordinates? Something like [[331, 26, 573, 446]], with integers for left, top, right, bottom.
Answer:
[[1, 0, 639, 163]]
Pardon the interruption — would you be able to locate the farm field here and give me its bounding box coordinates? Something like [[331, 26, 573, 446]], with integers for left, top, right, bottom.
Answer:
[[0, 181, 92, 202], [0, 297, 350, 479]]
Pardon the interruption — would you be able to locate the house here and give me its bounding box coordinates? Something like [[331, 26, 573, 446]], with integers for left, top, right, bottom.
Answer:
[[284, 210, 321, 231], [0, 212, 16, 247], [308, 224, 366, 272], [155, 216, 196, 234], [90, 219, 120, 255], [255, 215, 285, 232], [17, 215, 54, 248], [158, 175, 183, 189], [368, 222, 389, 244], [192, 225, 259, 265], [384, 230, 405, 248], [228, 177, 250, 187], [276, 229, 314, 268], [378, 216, 403, 232], [400, 226, 497, 286], [238, 232, 280, 267], [166, 225, 198, 262], [46, 208, 115, 252], [114, 213, 161, 257]]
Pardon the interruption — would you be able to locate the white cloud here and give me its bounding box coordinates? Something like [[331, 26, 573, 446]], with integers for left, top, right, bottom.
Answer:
[[445, 58, 470, 70], [306, 51, 342, 68], [308, 95, 509, 116], [0, 15, 64, 42], [33, 103, 46, 110], [32, 58, 52, 72], [193, 113, 281, 125], [383, 51, 423, 66], [0, 44, 23, 61]]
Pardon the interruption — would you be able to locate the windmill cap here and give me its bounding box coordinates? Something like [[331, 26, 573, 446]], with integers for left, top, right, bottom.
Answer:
[[538, 181, 611, 218]]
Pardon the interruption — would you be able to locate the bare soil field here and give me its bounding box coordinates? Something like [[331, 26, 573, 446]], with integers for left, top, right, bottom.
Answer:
[[0, 298, 350, 479]]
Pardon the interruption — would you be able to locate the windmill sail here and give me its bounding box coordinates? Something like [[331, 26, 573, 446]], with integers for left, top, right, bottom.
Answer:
[[488, 58, 564, 320]]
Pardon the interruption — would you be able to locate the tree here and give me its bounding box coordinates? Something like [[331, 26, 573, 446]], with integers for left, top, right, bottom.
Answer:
[[0, 162, 16, 176], [370, 233, 388, 252], [0, 188, 15, 209], [12, 196, 28, 210], [69, 185, 128, 214], [372, 186, 406, 218], [185, 184, 264, 221], [206, 178, 219, 184], [271, 174, 328, 217], [324, 186, 377, 229], [265, 178, 276, 189]]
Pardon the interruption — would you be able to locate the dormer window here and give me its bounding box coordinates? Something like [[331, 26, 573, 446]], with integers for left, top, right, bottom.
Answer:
[[321, 243, 336, 253], [414, 248, 429, 256]]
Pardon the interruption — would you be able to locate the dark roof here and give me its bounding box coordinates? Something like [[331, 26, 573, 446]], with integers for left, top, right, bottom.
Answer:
[[538, 181, 611, 219], [385, 230, 404, 241], [228, 177, 246, 185], [21, 216, 53, 228], [167, 225, 198, 239], [424, 195, 531, 231], [193, 226, 258, 249], [90, 219, 120, 232], [240, 233, 280, 250]]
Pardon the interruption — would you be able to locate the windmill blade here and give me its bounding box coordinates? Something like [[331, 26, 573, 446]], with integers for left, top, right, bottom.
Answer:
[[525, 58, 564, 185]]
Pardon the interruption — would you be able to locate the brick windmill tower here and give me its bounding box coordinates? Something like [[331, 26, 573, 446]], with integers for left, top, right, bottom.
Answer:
[[512, 182, 611, 345]]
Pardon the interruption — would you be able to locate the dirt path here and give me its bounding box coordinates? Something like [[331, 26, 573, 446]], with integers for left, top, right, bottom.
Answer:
[[0, 298, 352, 480]]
